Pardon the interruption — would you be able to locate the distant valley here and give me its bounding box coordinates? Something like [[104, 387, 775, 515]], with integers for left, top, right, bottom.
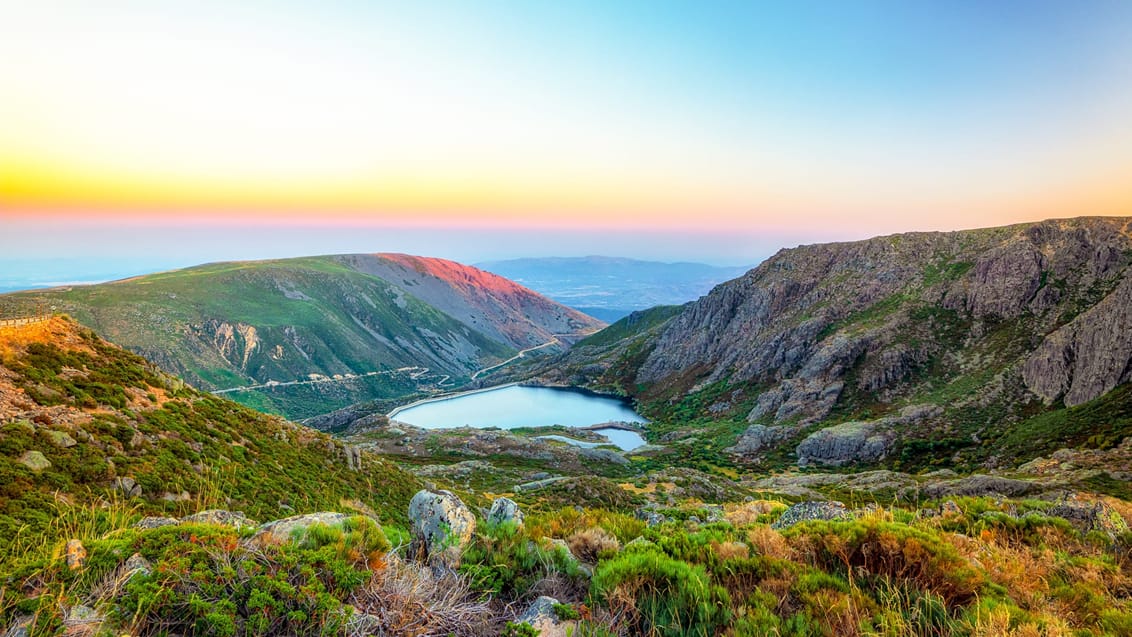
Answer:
[[476, 256, 751, 321]]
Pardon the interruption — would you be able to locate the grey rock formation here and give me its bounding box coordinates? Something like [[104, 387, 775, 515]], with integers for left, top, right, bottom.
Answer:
[[562, 218, 1132, 434], [113, 476, 142, 497], [772, 501, 851, 529], [726, 424, 791, 459], [1023, 271, 1132, 406], [408, 490, 476, 569], [920, 474, 1036, 498], [1047, 500, 1130, 538], [487, 497, 524, 527], [796, 421, 890, 467], [795, 405, 942, 466]]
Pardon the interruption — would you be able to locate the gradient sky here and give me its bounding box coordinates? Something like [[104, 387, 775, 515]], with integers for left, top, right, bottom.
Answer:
[[2, 1, 1132, 268]]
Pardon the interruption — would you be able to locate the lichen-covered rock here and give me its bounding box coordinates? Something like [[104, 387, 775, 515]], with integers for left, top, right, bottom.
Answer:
[[408, 490, 475, 568], [772, 501, 851, 529], [487, 497, 524, 527], [124, 553, 151, 578], [250, 512, 354, 547], [134, 516, 179, 529], [181, 509, 258, 529], [17, 451, 50, 472], [45, 430, 77, 448]]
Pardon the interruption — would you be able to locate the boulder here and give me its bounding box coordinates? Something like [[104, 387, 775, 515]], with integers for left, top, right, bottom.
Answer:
[[113, 476, 142, 498], [181, 510, 258, 529], [772, 501, 851, 529], [250, 512, 353, 547], [408, 490, 475, 568], [17, 451, 50, 472], [487, 497, 524, 528], [1047, 500, 1131, 538]]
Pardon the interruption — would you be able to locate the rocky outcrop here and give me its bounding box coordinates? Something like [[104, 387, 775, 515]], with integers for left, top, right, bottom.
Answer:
[[795, 404, 942, 466], [772, 501, 851, 529], [408, 490, 476, 569], [919, 474, 1037, 499], [1023, 271, 1132, 406]]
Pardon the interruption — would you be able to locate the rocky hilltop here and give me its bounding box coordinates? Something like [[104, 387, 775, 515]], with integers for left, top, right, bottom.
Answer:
[[2, 254, 603, 418], [533, 217, 1132, 470]]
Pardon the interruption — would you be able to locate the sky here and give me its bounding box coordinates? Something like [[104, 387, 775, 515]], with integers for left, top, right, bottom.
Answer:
[[2, 0, 1132, 276]]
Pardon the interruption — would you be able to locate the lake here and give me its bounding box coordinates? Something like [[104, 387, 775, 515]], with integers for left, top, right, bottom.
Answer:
[[389, 385, 647, 450]]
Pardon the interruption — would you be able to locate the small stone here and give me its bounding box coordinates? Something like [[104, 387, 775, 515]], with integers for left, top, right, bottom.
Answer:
[[65, 539, 86, 570], [17, 451, 50, 472], [124, 553, 151, 578]]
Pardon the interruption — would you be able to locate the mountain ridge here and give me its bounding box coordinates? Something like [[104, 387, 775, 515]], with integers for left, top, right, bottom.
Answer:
[[524, 216, 1132, 471], [1, 254, 603, 419]]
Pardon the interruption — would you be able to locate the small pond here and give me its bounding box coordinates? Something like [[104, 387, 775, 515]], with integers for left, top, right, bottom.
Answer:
[[389, 385, 647, 450]]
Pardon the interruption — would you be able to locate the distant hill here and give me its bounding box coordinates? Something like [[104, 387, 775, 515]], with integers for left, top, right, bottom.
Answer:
[[529, 217, 1132, 472], [1, 254, 603, 418], [476, 256, 751, 321]]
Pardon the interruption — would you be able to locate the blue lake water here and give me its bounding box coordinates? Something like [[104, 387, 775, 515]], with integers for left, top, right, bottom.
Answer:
[[390, 385, 647, 450]]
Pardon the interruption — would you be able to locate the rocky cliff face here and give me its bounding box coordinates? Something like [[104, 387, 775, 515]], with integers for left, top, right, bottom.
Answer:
[[637, 217, 1132, 419], [541, 217, 1132, 468]]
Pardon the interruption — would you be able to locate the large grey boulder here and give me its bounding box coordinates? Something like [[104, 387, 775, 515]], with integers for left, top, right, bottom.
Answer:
[[487, 497, 524, 527], [408, 490, 476, 568]]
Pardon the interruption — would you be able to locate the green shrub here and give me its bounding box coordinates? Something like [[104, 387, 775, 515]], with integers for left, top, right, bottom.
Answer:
[[459, 521, 583, 601], [590, 545, 731, 637]]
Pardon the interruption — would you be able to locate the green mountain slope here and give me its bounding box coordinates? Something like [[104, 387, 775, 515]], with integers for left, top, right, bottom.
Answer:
[[528, 217, 1132, 472], [0, 316, 422, 565], [2, 254, 603, 418]]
